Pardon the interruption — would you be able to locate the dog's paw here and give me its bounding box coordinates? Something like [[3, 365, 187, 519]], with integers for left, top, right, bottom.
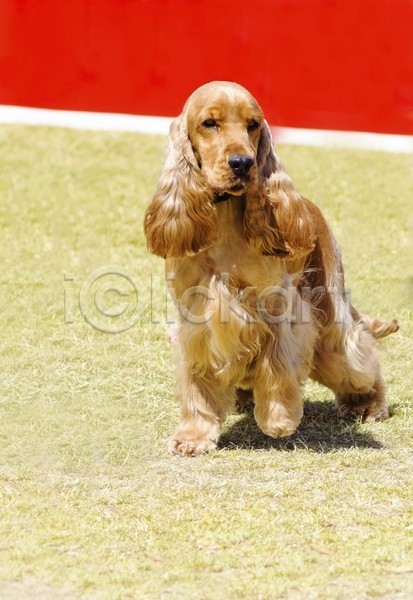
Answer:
[[254, 401, 302, 439], [337, 403, 389, 422], [255, 410, 301, 438], [336, 390, 389, 422], [168, 429, 219, 457], [257, 419, 298, 439]]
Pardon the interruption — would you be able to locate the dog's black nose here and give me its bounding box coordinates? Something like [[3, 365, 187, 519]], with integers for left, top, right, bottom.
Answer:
[[228, 154, 254, 177]]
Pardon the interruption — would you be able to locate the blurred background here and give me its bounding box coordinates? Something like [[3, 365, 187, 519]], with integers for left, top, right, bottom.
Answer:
[[0, 0, 412, 135]]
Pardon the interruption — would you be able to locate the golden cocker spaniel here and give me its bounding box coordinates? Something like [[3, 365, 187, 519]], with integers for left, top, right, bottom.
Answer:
[[144, 81, 398, 456]]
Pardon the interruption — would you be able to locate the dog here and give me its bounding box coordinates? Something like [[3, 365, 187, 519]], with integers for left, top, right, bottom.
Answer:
[[144, 81, 398, 456]]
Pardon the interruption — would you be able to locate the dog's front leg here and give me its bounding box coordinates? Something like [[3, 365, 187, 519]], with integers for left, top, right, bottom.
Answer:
[[168, 369, 235, 456], [253, 377, 304, 439]]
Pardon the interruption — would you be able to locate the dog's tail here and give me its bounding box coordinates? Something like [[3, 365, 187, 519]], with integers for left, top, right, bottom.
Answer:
[[352, 307, 399, 339]]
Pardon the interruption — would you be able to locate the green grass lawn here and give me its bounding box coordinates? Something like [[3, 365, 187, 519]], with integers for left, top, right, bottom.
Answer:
[[0, 124, 412, 599]]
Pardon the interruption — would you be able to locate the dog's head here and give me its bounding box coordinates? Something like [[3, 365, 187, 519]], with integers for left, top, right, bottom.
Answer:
[[144, 81, 314, 259], [182, 81, 275, 196]]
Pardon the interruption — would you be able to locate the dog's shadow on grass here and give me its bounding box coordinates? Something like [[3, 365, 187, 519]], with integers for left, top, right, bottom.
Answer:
[[219, 400, 385, 452]]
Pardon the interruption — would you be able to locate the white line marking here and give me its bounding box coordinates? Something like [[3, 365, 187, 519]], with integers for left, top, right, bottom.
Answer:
[[0, 105, 412, 153]]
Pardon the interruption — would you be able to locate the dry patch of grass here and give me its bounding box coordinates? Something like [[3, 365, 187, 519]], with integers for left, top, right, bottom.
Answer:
[[0, 125, 412, 599]]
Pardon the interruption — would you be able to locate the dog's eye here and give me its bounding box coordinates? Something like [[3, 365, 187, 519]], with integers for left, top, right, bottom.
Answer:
[[202, 119, 218, 129], [248, 120, 260, 132]]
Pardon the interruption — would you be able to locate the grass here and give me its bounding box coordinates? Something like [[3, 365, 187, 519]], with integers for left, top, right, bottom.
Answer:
[[0, 124, 412, 599]]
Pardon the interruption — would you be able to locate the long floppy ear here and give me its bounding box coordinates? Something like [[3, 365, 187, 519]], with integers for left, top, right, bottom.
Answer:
[[245, 128, 315, 259], [144, 117, 217, 258], [256, 120, 277, 178]]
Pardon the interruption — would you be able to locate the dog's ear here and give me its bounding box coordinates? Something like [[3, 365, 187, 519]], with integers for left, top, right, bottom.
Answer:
[[144, 117, 217, 258], [245, 142, 316, 259], [256, 120, 277, 178]]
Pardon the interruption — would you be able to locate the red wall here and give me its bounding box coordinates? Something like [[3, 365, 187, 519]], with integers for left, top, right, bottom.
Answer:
[[1, 0, 412, 134]]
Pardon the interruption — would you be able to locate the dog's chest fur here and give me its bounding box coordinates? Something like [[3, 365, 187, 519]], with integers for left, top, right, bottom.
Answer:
[[166, 199, 311, 385]]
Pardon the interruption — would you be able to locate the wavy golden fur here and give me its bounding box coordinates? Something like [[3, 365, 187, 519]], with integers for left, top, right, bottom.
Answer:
[[144, 81, 399, 456]]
